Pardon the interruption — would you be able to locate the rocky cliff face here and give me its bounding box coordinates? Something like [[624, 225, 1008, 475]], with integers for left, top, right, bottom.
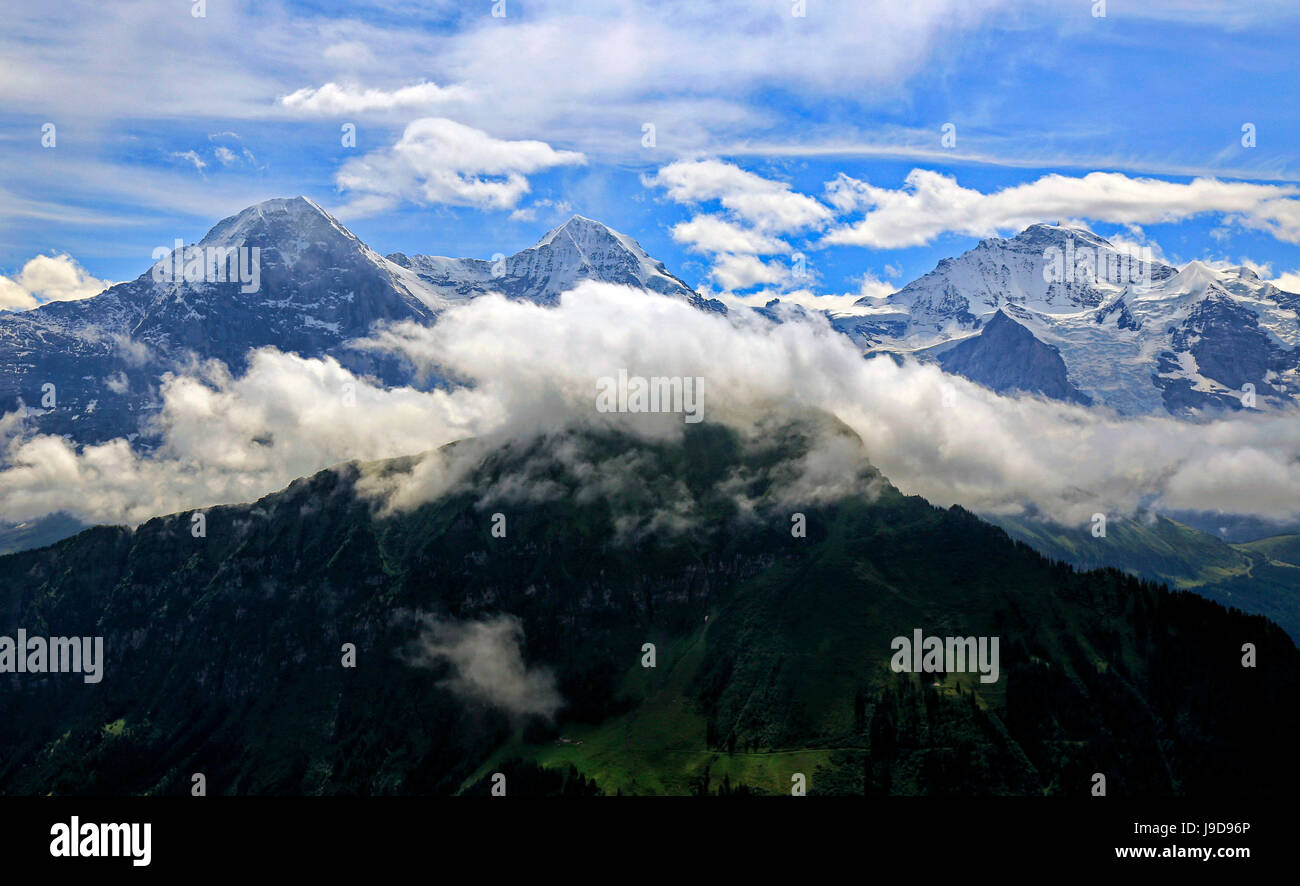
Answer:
[[937, 309, 1093, 405]]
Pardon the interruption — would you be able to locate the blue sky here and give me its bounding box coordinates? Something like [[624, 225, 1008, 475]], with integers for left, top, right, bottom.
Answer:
[[3, 0, 1300, 306]]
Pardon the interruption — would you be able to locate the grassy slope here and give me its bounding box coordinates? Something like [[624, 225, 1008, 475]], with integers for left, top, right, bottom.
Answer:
[[462, 625, 845, 796], [1240, 533, 1300, 566]]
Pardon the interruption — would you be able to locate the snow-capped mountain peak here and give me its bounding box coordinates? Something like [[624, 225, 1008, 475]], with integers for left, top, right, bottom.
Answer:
[[1166, 260, 1225, 296], [1012, 221, 1114, 250], [528, 214, 680, 289], [0, 200, 720, 450], [535, 214, 623, 249], [852, 222, 1177, 351], [842, 223, 1300, 416], [390, 215, 722, 312], [195, 196, 360, 252]]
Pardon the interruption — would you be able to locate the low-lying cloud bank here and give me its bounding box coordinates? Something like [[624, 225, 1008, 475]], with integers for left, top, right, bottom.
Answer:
[[2, 283, 1300, 534]]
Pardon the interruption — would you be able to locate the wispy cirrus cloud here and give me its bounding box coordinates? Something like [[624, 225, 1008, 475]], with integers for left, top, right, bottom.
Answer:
[[822, 169, 1300, 248], [171, 150, 207, 172], [279, 81, 471, 116]]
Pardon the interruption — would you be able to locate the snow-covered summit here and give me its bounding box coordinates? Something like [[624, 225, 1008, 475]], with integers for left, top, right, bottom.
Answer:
[[841, 224, 1300, 415], [854, 223, 1176, 347], [389, 215, 722, 311], [198, 196, 352, 248], [0, 201, 719, 450]]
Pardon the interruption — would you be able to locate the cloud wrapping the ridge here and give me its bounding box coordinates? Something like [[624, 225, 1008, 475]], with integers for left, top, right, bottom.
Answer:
[[718, 273, 896, 315], [357, 286, 1300, 527], [335, 118, 586, 214], [361, 287, 1300, 528], [0, 254, 115, 311], [1271, 270, 1300, 292], [3, 285, 1300, 535], [0, 350, 499, 525]]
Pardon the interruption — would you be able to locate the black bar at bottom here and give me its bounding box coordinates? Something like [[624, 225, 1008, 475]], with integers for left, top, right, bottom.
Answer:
[[0, 797, 1282, 873]]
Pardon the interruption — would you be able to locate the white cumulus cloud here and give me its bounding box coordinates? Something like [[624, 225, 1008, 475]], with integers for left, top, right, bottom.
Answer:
[[335, 117, 586, 215], [650, 159, 831, 292], [0, 254, 115, 311], [651, 159, 832, 234]]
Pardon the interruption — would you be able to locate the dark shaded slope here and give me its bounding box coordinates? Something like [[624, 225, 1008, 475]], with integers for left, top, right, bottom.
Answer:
[[938, 310, 1092, 404], [0, 419, 1293, 796]]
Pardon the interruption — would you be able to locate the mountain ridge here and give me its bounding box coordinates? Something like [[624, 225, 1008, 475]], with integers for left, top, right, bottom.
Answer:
[[0, 198, 718, 453], [387, 213, 723, 312], [1, 417, 1294, 796]]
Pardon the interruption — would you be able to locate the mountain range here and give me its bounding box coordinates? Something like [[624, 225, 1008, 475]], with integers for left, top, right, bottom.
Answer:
[[5, 199, 1299, 460], [388, 213, 723, 312], [836, 223, 1300, 415], [1, 417, 1293, 796], [0, 198, 717, 452], [2, 199, 1299, 627], [2, 199, 1297, 796]]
